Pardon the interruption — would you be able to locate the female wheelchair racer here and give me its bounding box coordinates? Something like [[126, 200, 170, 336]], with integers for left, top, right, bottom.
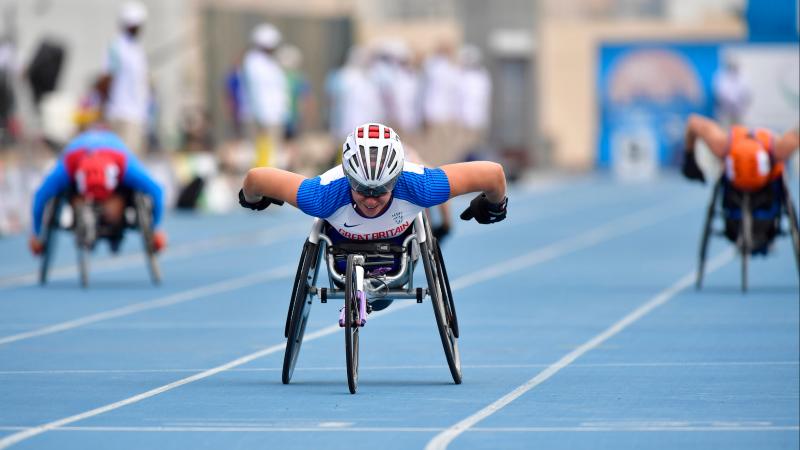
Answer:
[[239, 123, 508, 393]]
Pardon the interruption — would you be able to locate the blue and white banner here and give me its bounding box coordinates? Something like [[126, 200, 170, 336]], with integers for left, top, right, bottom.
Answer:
[[597, 43, 719, 172]]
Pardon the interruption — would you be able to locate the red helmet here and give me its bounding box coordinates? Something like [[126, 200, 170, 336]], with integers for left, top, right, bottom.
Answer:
[[75, 153, 120, 201]]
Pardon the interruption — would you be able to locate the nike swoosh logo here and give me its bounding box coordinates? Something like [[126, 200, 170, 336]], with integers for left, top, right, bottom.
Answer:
[[343, 223, 361, 228]]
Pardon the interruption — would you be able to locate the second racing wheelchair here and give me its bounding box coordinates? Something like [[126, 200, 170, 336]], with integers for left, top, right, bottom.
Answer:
[[38, 188, 162, 287], [282, 212, 460, 394]]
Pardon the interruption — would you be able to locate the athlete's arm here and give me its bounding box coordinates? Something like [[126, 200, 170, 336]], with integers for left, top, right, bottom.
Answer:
[[773, 128, 799, 161], [122, 157, 164, 228], [441, 161, 506, 203], [685, 114, 728, 158], [242, 167, 306, 207]]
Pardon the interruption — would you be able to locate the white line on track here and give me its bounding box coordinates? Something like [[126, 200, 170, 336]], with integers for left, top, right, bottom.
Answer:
[[0, 265, 293, 346], [424, 248, 736, 450], [0, 220, 308, 290], [0, 361, 796, 375], [0, 424, 795, 433], [0, 197, 701, 449]]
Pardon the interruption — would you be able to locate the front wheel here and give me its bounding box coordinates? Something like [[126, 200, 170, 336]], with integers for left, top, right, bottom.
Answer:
[[134, 193, 161, 285], [344, 254, 360, 394]]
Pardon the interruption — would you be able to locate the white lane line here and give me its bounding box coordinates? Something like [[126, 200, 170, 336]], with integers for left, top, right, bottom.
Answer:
[[1, 361, 796, 375], [0, 425, 795, 433], [0, 265, 293, 346], [0, 220, 307, 290], [0, 196, 696, 348], [425, 249, 736, 450], [0, 198, 698, 449]]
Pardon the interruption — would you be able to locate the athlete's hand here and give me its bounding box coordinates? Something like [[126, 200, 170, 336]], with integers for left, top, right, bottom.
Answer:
[[152, 230, 167, 253], [238, 188, 284, 211], [29, 236, 44, 256], [460, 193, 507, 224], [681, 150, 705, 183]]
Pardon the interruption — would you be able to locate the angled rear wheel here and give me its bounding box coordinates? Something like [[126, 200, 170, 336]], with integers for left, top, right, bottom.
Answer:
[[282, 240, 320, 384]]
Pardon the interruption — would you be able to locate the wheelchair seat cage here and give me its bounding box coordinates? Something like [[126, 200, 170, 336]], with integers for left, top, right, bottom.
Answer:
[[282, 212, 461, 394]]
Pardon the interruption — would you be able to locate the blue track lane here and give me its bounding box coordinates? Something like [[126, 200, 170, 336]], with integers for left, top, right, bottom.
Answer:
[[0, 174, 797, 450]]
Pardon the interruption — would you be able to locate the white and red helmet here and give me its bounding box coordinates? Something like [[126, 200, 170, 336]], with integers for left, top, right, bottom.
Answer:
[[342, 123, 405, 196]]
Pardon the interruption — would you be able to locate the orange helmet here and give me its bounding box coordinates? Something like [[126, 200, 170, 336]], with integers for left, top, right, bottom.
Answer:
[[75, 153, 121, 200], [724, 126, 777, 192]]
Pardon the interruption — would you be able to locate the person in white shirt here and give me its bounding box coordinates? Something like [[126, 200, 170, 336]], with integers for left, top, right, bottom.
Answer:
[[456, 45, 491, 160], [104, 1, 149, 156], [422, 43, 459, 167], [242, 23, 289, 168], [336, 46, 384, 143], [712, 57, 751, 127]]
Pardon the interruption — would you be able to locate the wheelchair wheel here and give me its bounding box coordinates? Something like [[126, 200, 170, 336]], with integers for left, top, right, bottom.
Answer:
[[421, 236, 462, 385], [134, 193, 161, 285], [697, 178, 722, 290], [282, 240, 321, 384], [73, 202, 95, 288], [344, 254, 360, 394], [285, 243, 309, 338], [740, 193, 752, 293], [782, 176, 800, 275], [434, 239, 459, 338], [39, 198, 61, 285]]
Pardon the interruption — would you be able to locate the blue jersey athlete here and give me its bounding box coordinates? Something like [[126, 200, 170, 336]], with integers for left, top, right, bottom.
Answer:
[[29, 128, 166, 255]]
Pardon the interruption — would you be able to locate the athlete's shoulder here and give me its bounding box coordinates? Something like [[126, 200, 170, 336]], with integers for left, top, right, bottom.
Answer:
[[63, 129, 129, 155], [296, 165, 351, 218]]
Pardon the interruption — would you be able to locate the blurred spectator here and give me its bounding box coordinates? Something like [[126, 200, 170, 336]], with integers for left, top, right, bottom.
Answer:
[[242, 22, 288, 168], [712, 57, 751, 127], [103, 1, 150, 156], [422, 43, 459, 166], [456, 45, 492, 160], [73, 74, 110, 132], [389, 43, 423, 142], [336, 46, 384, 142], [0, 37, 18, 146], [276, 44, 314, 170], [223, 52, 246, 139]]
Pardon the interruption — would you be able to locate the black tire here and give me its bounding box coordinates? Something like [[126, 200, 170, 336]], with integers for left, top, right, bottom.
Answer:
[[74, 202, 93, 288], [740, 193, 751, 293], [282, 240, 320, 384], [434, 239, 459, 338], [782, 176, 800, 276], [344, 254, 360, 394], [134, 193, 161, 285], [39, 198, 61, 285], [697, 178, 722, 290], [421, 237, 462, 385], [285, 244, 309, 338]]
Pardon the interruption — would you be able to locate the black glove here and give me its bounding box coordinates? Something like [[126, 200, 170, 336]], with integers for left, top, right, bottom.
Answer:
[[432, 223, 451, 241], [238, 188, 284, 211], [460, 193, 507, 224], [681, 150, 705, 183]]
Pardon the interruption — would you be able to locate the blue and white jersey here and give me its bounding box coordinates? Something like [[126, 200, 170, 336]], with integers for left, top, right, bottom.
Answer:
[[296, 162, 450, 241]]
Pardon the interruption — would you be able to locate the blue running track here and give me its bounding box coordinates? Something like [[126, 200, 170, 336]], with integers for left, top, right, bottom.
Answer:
[[0, 174, 797, 450]]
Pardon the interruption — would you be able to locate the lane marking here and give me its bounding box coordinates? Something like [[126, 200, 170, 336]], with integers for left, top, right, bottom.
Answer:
[[0, 220, 307, 290], [1, 361, 796, 376], [0, 424, 795, 433], [0, 197, 700, 448], [0, 265, 293, 346], [425, 249, 736, 450]]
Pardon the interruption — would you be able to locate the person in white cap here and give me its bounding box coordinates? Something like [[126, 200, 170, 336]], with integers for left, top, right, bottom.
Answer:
[[242, 23, 289, 168], [456, 44, 491, 160], [103, 1, 149, 156]]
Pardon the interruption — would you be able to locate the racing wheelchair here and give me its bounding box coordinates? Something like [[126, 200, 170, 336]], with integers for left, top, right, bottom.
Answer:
[[695, 173, 800, 292], [282, 212, 460, 394], [38, 188, 161, 287]]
